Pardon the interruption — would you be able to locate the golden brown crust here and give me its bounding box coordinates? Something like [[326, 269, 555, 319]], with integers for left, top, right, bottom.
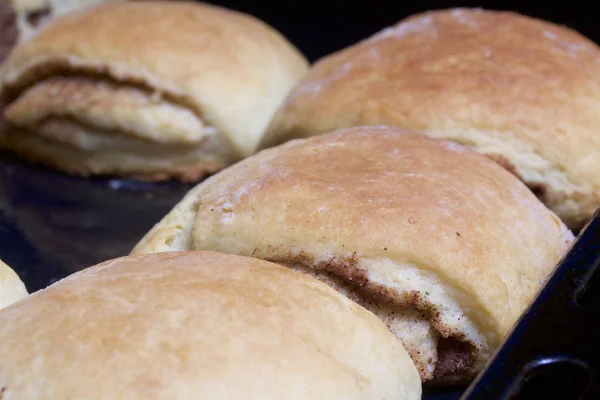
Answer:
[[0, 251, 421, 399], [0, 258, 28, 310], [133, 126, 574, 383], [261, 8, 600, 229], [0, 1, 309, 180]]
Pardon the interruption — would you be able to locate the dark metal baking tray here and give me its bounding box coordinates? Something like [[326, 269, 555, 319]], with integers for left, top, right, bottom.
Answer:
[[1, 151, 598, 399], [461, 210, 600, 399], [0, 152, 193, 292]]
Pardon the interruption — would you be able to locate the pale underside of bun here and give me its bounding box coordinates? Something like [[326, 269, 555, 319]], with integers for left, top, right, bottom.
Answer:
[[260, 8, 600, 230], [0, 1, 309, 180], [132, 126, 574, 384], [0, 258, 28, 310], [288, 262, 483, 382], [0, 251, 421, 399], [136, 217, 489, 383], [1, 75, 237, 181]]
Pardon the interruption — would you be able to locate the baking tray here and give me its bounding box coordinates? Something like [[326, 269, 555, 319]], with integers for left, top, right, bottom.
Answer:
[[461, 210, 600, 399], [1, 151, 598, 399], [0, 151, 193, 293]]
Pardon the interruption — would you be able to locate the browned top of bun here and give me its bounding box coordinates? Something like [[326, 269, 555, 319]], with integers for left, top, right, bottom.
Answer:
[[134, 127, 573, 346], [260, 8, 600, 228], [0, 251, 420, 399], [1, 0, 309, 156]]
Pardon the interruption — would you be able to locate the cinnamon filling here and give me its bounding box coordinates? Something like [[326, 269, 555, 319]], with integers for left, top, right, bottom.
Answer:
[[433, 338, 476, 381], [287, 263, 477, 382]]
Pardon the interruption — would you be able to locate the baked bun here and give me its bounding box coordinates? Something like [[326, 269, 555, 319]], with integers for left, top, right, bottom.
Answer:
[[133, 126, 574, 384], [0, 257, 28, 309], [0, 251, 421, 399], [0, 0, 308, 181], [260, 8, 600, 230]]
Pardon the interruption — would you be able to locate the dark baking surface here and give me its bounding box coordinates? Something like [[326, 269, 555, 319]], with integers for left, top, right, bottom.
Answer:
[[0, 152, 193, 293]]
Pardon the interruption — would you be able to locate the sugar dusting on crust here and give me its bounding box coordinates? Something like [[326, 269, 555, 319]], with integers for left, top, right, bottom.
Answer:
[[368, 14, 436, 42], [291, 61, 354, 97], [541, 27, 592, 57], [440, 140, 469, 154], [211, 160, 291, 226], [368, 8, 593, 62], [543, 30, 558, 40], [449, 8, 483, 27], [367, 8, 484, 43], [289, 12, 440, 99]]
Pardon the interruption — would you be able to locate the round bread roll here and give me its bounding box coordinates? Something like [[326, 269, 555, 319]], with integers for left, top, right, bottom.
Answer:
[[0, 0, 308, 182], [0, 251, 420, 399], [259, 8, 600, 230], [133, 126, 574, 384], [0, 257, 28, 309]]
